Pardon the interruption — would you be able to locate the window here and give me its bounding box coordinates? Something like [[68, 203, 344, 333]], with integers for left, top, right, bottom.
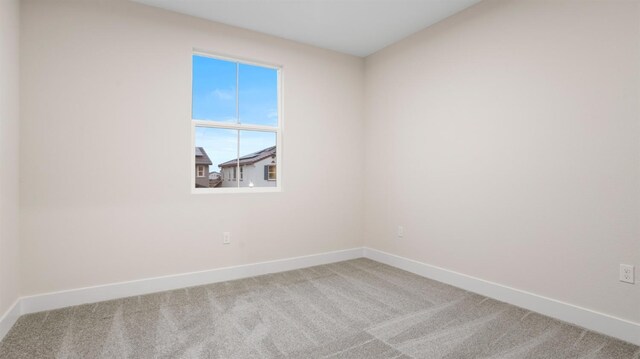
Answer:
[[196, 165, 205, 177], [266, 165, 277, 181], [192, 52, 281, 192]]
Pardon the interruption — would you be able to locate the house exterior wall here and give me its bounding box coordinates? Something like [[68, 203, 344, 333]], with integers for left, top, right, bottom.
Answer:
[[241, 156, 277, 188], [220, 157, 278, 187], [219, 166, 236, 187], [218, 156, 276, 188], [194, 164, 209, 187]]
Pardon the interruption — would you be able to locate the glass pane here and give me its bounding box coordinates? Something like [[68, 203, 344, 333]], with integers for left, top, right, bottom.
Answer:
[[194, 127, 238, 188], [192, 55, 237, 122], [238, 131, 277, 188], [239, 63, 278, 127]]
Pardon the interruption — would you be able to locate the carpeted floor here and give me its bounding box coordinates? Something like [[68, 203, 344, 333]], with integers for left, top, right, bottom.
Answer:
[[1, 258, 638, 358]]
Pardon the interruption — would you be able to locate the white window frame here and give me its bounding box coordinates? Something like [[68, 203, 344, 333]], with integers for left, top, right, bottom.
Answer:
[[196, 165, 206, 177], [191, 50, 283, 194]]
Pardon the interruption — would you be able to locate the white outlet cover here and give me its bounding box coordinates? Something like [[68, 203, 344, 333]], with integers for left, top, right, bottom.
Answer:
[[620, 264, 635, 284]]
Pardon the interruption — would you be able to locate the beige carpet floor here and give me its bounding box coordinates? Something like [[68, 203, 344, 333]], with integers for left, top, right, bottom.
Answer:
[[0, 258, 638, 358]]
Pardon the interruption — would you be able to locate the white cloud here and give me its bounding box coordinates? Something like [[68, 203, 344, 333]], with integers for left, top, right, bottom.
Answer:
[[211, 89, 234, 101], [267, 110, 278, 119]]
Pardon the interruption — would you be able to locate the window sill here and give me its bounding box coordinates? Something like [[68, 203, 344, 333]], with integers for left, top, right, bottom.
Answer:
[[192, 187, 281, 194]]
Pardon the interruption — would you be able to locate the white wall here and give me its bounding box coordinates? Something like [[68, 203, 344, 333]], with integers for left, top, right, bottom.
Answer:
[[15, 0, 640, 330], [365, 0, 640, 323], [20, 0, 364, 295], [0, 0, 21, 318]]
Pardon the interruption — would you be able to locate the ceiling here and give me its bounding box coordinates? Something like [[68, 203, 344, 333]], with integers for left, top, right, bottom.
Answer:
[[132, 0, 481, 57]]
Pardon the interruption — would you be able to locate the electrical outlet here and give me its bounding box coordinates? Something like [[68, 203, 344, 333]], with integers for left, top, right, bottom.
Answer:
[[397, 226, 404, 238], [223, 232, 231, 245], [620, 264, 634, 284]]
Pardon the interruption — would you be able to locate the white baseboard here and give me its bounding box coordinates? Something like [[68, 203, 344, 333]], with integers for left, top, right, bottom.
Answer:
[[18, 247, 364, 316], [0, 299, 21, 342], [363, 247, 640, 346], [3, 246, 639, 346]]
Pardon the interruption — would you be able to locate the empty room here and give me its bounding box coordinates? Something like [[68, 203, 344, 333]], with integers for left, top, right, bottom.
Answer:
[[1, 0, 639, 357]]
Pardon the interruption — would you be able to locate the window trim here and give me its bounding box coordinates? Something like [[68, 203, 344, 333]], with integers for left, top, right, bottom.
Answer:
[[196, 165, 206, 177], [267, 165, 277, 181], [191, 50, 283, 194]]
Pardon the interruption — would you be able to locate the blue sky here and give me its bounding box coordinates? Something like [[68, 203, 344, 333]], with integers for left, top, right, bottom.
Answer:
[[192, 55, 278, 126], [192, 55, 278, 170]]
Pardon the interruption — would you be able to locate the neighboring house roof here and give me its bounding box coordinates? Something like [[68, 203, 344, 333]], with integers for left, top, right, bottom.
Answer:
[[218, 146, 276, 168], [195, 147, 212, 166]]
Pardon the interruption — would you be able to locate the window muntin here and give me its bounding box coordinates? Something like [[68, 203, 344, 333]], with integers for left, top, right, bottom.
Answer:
[[192, 52, 281, 192], [196, 166, 205, 177]]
